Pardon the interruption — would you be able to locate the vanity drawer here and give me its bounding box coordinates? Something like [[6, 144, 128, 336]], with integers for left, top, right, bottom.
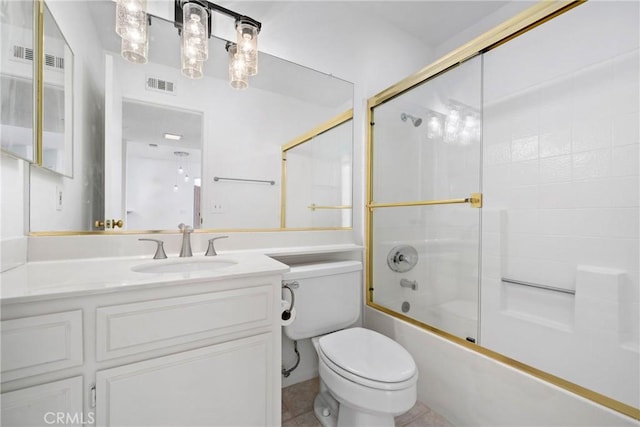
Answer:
[[96, 284, 273, 361], [1, 310, 83, 382]]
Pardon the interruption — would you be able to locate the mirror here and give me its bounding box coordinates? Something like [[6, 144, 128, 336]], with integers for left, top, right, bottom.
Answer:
[[40, 2, 73, 177], [29, 0, 354, 233], [0, 0, 35, 163], [282, 111, 353, 229], [122, 101, 203, 230]]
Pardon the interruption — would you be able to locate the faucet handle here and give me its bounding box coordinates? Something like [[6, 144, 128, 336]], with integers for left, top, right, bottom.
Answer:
[[138, 238, 168, 259], [178, 223, 193, 233], [205, 236, 229, 256]]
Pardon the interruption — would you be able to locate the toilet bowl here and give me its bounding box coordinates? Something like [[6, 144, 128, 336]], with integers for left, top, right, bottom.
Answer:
[[282, 262, 418, 427], [312, 328, 417, 427]]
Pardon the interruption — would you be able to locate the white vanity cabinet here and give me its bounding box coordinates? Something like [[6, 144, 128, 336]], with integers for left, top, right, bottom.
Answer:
[[96, 334, 273, 426], [1, 272, 283, 427]]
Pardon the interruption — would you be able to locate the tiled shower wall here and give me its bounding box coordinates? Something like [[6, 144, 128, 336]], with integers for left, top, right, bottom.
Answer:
[[481, 1, 639, 407]]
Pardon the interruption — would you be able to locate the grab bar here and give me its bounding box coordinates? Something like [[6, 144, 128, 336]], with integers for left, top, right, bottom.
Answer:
[[501, 278, 575, 295], [368, 193, 482, 209], [214, 176, 275, 185]]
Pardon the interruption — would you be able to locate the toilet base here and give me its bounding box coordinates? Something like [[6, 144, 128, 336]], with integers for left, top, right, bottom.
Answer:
[[313, 391, 338, 427], [313, 390, 395, 427]]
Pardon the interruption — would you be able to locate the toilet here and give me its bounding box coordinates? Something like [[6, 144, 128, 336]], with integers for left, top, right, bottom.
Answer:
[[283, 261, 418, 427]]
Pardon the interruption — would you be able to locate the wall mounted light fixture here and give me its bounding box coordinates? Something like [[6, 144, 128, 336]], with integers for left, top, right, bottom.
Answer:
[[115, 0, 262, 87]]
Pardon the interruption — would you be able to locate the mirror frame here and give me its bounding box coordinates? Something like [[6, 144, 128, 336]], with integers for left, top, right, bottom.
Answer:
[[280, 109, 354, 229], [365, 0, 639, 420]]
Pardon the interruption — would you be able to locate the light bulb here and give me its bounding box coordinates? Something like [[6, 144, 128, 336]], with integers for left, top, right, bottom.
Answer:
[[178, 166, 184, 174], [184, 174, 190, 182], [173, 184, 179, 192]]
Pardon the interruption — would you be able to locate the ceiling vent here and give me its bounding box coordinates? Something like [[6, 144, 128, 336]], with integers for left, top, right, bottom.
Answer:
[[44, 53, 64, 70], [11, 45, 34, 63], [11, 44, 64, 71], [146, 76, 176, 95]]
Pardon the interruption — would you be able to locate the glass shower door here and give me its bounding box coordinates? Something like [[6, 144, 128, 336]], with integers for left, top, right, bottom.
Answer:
[[368, 55, 482, 342]]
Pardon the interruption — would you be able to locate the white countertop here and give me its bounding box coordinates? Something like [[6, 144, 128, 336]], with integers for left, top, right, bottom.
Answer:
[[0, 252, 289, 304], [0, 244, 363, 304]]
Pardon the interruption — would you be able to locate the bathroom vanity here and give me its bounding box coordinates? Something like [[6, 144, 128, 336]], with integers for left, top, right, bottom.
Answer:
[[0, 253, 288, 426]]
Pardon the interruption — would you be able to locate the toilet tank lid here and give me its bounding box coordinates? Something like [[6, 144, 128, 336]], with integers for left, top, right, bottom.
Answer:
[[319, 327, 417, 383], [282, 260, 362, 280]]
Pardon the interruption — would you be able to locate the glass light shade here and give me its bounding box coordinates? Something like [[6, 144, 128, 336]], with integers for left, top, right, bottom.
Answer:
[[116, 0, 147, 43], [121, 35, 148, 64], [227, 43, 248, 90], [236, 20, 258, 76], [181, 55, 203, 79], [182, 2, 208, 61]]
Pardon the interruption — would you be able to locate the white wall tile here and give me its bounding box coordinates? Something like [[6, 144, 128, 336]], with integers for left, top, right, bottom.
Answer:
[[613, 112, 640, 147], [511, 136, 539, 161], [572, 149, 612, 180], [539, 155, 571, 183], [539, 129, 571, 158]]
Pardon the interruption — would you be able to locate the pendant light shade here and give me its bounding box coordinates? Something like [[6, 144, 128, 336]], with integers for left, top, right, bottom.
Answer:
[[235, 18, 258, 76], [116, 0, 147, 43], [226, 42, 248, 90], [121, 32, 148, 64], [181, 55, 203, 79], [182, 2, 209, 62]]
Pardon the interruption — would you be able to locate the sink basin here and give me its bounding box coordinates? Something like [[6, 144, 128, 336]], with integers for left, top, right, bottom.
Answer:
[[132, 258, 237, 274]]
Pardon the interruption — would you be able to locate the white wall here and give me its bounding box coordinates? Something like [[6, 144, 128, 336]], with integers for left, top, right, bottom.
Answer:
[[0, 153, 28, 271]]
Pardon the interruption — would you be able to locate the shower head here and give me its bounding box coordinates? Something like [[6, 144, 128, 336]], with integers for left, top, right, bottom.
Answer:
[[401, 112, 423, 127]]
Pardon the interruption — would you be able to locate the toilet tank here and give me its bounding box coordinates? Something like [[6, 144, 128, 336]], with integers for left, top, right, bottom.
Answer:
[[282, 261, 362, 341]]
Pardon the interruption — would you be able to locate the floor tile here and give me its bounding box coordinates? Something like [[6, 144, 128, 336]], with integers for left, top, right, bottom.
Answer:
[[395, 402, 430, 426], [293, 411, 323, 427], [282, 377, 455, 427], [282, 377, 319, 418]]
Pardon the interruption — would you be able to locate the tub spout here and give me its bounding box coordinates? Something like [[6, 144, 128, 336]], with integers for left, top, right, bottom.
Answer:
[[400, 278, 418, 290]]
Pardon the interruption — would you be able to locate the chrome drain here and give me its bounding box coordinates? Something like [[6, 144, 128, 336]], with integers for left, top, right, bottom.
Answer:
[[401, 301, 411, 313]]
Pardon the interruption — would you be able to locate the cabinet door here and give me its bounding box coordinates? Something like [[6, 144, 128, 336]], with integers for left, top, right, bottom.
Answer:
[[96, 333, 274, 426], [1, 376, 85, 427]]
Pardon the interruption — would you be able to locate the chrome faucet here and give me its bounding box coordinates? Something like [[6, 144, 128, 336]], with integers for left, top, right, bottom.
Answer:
[[205, 236, 229, 256], [178, 223, 193, 257]]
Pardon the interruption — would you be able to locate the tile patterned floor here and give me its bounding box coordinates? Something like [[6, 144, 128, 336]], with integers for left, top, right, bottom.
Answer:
[[282, 377, 455, 427]]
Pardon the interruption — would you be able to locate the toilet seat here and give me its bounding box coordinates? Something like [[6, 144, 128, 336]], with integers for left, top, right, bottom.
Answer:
[[318, 328, 418, 391]]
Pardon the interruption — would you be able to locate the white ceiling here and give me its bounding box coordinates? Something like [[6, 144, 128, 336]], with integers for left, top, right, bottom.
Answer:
[[352, 1, 510, 47]]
